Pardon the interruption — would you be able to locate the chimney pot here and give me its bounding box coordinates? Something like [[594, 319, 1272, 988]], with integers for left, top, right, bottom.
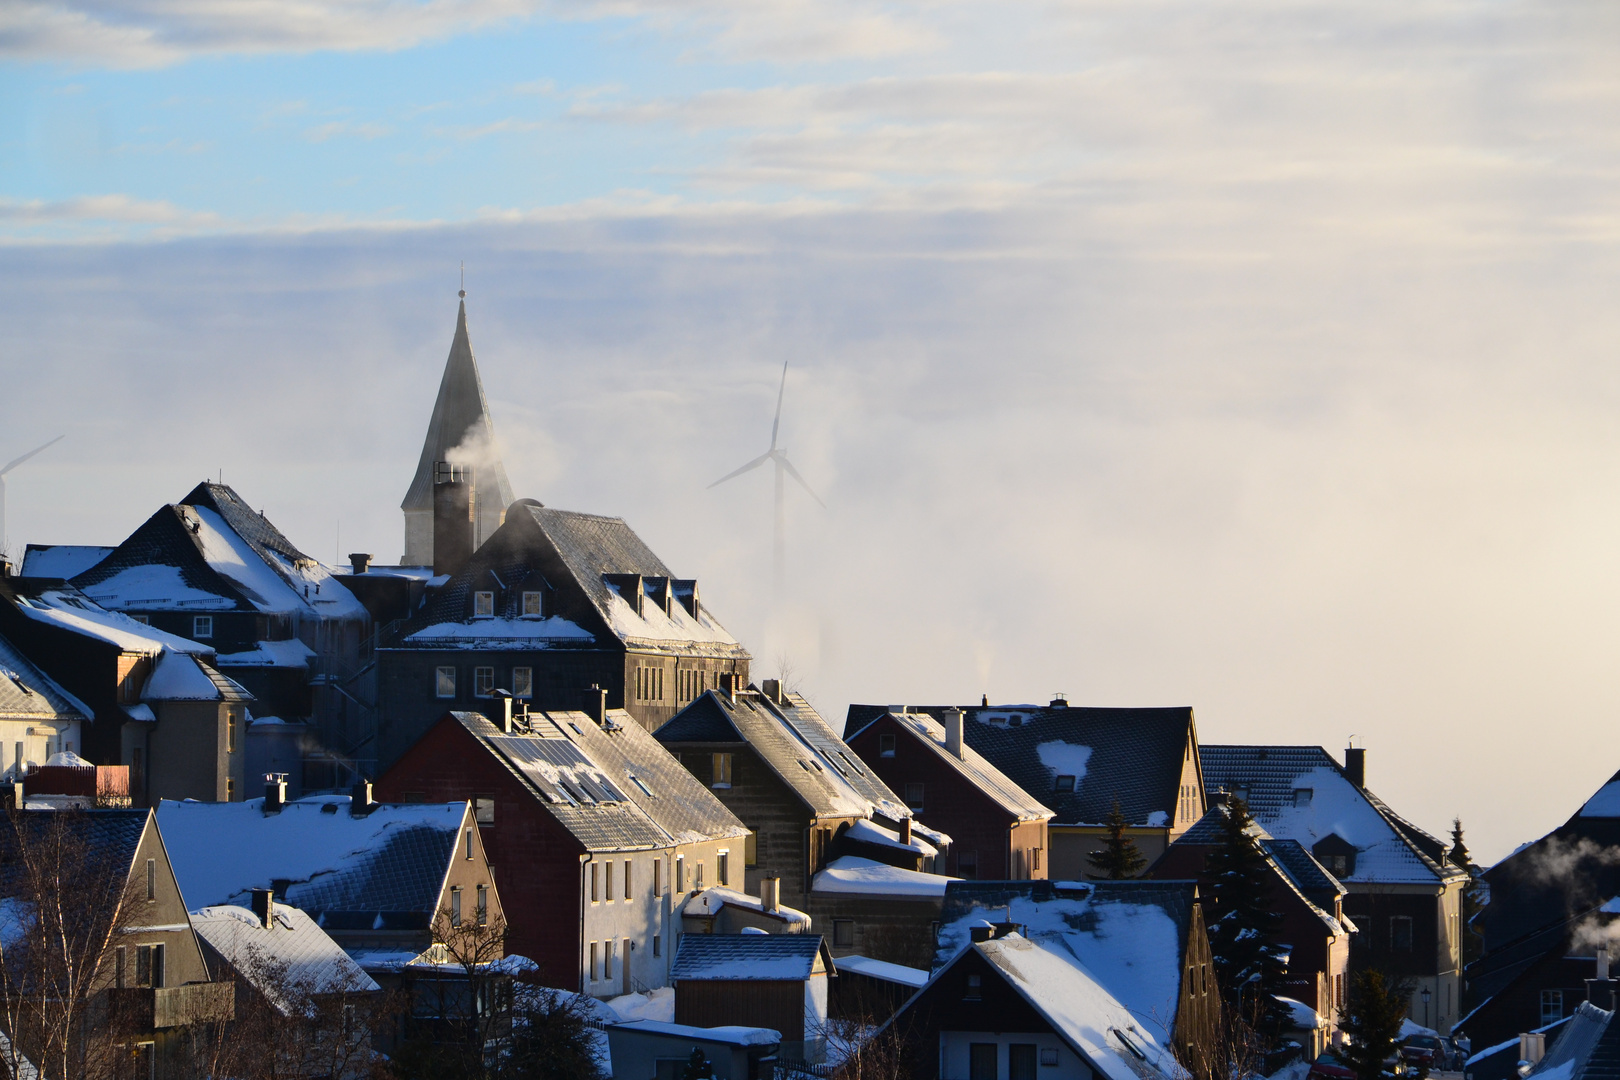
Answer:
[[1521, 1033, 1547, 1066], [722, 673, 738, 704], [1050, 694, 1068, 708], [1344, 747, 1366, 789], [943, 707, 965, 759], [350, 778, 373, 809], [250, 888, 274, 929], [348, 553, 371, 574], [263, 773, 287, 812], [1602, 945, 1611, 982], [496, 689, 513, 733], [582, 685, 607, 726], [760, 876, 780, 913]]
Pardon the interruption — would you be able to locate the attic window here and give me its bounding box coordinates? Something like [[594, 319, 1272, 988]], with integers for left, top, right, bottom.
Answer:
[[879, 735, 896, 758], [521, 591, 543, 617], [1054, 775, 1076, 793], [193, 616, 213, 639], [473, 591, 495, 618], [1009, 714, 1023, 726], [629, 775, 654, 798], [965, 974, 982, 1001], [1293, 788, 1313, 808]]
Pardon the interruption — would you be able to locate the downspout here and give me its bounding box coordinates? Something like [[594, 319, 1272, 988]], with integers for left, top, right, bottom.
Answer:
[[580, 855, 590, 995]]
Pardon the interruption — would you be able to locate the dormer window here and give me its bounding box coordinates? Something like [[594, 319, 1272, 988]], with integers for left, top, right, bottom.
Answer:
[[1054, 775, 1076, 793], [1293, 788, 1313, 808], [473, 591, 495, 618], [193, 616, 213, 639], [521, 591, 543, 617]]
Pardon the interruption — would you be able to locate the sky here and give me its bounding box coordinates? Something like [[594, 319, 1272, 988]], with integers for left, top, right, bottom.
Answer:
[[6, 0, 1620, 863]]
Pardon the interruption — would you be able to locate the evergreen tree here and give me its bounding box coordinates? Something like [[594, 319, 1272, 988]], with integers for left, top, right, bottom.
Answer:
[[679, 1049, 716, 1080], [1450, 817, 1485, 968], [1338, 970, 1408, 1080], [1449, 818, 1470, 868], [1088, 801, 1148, 879], [1203, 799, 1291, 1040]]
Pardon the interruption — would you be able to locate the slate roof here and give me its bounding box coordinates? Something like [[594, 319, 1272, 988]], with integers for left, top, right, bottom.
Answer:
[[1199, 745, 1463, 886], [847, 703, 1197, 828], [400, 299, 514, 516], [157, 796, 472, 933], [661, 690, 911, 822], [0, 810, 150, 901], [191, 904, 379, 1013], [1530, 1002, 1620, 1080], [846, 710, 1053, 822], [452, 708, 750, 853], [0, 631, 89, 720], [671, 932, 827, 982], [0, 579, 212, 656]]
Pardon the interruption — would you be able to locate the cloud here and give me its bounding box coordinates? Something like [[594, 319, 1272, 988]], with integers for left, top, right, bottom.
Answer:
[[0, 194, 220, 225]]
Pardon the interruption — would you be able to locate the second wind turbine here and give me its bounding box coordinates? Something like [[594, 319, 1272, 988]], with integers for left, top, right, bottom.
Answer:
[[709, 362, 824, 591]]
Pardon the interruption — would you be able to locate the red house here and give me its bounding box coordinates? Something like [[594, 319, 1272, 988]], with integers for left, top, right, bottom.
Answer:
[[376, 698, 749, 995]]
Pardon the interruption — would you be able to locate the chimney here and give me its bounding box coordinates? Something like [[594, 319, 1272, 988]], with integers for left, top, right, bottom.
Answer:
[[1344, 747, 1366, 789], [900, 818, 913, 846], [348, 553, 372, 574], [250, 888, 274, 929], [350, 778, 374, 809], [1590, 946, 1617, 1009], [1050, 694, 1068, 708], [1520, 1033, 1546, 1067], [263, 774, 287, 812], [722, 673, 738, 705], [0, 559, 12, 579], [971, 923, 995, 943], [760, 876, 780, 913], [943, 707, 965, 759], [582, 685, 607, 726], [496, 689, 513, 733], [432, 461, 476, 578], [762, 679, 783, 705]]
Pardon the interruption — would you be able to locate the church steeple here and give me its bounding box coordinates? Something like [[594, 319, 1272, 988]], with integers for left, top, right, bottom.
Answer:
[[401, 293, 514, 565]]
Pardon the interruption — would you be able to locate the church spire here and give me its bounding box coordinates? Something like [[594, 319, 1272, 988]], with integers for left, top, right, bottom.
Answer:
[[400, 289, 514, 565]]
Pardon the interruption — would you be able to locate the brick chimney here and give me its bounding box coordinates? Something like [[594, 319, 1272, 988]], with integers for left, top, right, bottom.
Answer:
[[721, 673, 738, 705], [760, 876, 780, 913], [263, 774, 287, 813], [250, 888, 275, 928], [762, 679, 783, 705], [1344, 747, 1366, 789], [582, 685, 607, 726], [432, 461, 476, 577], [900, 817, 913, 846], [1590, 945, 1617, 1009], [348, 553, 371, 574], [943, 707, 965, 759]]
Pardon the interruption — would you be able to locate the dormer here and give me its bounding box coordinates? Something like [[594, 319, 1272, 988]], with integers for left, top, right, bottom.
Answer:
[[603, 574, 643, 616], [1312, 832, 1358, 880], [470, 569, 507, 619], [672, 579, 700, 619], [643, 577, 673, 617]]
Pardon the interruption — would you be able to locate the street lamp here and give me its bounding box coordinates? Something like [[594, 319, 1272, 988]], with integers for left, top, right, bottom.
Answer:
[[1422, 987, 1432, 1030]]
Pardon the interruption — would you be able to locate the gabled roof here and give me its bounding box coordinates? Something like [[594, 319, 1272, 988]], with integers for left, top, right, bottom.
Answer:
[[1529, 1002, 1620, 1080], [140, 652, 252, 703], [0, 579, 211, 656], [671, 933, 829, 982], [19, 545, 113, 580], [661, 690, 910, 822], [848, 704, 1196, 828], [401, 501, 744, 655], [0, 631, 89, 721], [1199, 745, 1463, 886], [157, 796, 470, 932], [849, 709, 1053, 822], [400, 299, 514, 515], [450, 708, 749, 854], [934, 879, 1196, 1045], [0, 809, 150, 901], [191, 904, 379, 1013]]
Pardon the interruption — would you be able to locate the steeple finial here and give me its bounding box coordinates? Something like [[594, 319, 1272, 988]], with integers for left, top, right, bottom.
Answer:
[[459, 261, 465, 300]]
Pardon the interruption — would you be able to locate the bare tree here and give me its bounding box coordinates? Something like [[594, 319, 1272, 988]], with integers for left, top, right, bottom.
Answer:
[[390, 912, 514, 1077]]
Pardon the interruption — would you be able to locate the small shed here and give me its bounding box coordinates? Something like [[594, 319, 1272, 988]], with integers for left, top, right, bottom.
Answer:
[[828, 954, 928, 1023], [672, 933, 835, 1064], [606, 1019, 779, 1080]]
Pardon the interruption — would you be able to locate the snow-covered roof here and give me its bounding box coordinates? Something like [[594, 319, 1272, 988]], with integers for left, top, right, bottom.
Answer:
[[403, 615, 593, 648], [1200, 745, 1462, 886], [1278, 997, 1325, 1030], [671, 933, 828, 982], [80, 563, 237, 612], [141, 652, 252, 702], [848, 710, 1053, 823], [946, 935, 1186, 1080], [844, 818, 939, 857], [833, 954, 928, 988], [681, 885, 811, 927], [0, 632, 89, 721], [215, 639, 315, 669], [157, 796, 472, 928], [933, 880, 1195, 1045], [7, 584, 211, 656], [812, 855, 955, 899], [19, 545, 113, 580], [190, 904, 379, 1014], [1579, 782, 1620, 818], [608, 1018, 781, 1048]]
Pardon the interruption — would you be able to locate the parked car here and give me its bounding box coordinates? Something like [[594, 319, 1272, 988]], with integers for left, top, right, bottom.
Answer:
[[1439, 1037, 1467, 1070], [1309, 1052, 1358, 1080], [1402, 1035, 1445, 1072]]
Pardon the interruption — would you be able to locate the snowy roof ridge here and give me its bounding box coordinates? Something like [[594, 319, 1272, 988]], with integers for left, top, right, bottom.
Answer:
[[670, 933, 827, 982], [681, 885, 811, 926], [812, 855, 955, 898]]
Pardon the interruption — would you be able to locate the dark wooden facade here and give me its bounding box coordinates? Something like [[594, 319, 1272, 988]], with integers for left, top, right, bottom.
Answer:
[[676, 980, 808, 1042]]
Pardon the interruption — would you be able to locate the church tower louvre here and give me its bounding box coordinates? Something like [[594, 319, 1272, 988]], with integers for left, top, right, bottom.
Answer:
[[400, 292, 514, 565]]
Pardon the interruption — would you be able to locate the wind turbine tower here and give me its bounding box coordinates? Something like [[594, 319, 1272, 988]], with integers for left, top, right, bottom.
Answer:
[[709, 363, 824, 590], [0, 436, 64, 555]]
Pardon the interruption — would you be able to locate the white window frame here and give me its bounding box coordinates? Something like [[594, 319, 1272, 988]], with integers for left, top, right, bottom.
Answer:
[[474, 666, 495, 698], [513, 666, 533, 699], [435, 666, 457, 699], [192, 615, 213, 639], [473, 591, 495, 618], [522, 591, 543, 617]]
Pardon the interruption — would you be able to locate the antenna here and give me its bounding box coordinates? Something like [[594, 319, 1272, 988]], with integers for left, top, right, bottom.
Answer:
[[460, 262, 466, 300]]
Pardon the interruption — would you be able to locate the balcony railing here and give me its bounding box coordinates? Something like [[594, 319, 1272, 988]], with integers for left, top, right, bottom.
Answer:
[[110, 980, 235, 1029]]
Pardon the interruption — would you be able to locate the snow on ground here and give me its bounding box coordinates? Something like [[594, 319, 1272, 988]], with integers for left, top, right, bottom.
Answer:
[[42, 751, 91, 768], [1269, 1057, 1312, 1080], [812, 856, 956, 898]]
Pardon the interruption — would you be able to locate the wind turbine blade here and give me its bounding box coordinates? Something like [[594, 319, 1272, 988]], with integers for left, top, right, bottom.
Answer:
[[707, 451, 772, 489], [778, 456, 826, 508], [1, 435, 64, 478], [770, 361, 788, 451]]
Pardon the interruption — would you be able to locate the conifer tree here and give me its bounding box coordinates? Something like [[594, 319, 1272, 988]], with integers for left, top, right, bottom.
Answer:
[[1088, 801, 1148, 879], [1339, 970, 1408, 1080], [1451, 816, 1485, 968], [1203, 798, 1291, 1040]]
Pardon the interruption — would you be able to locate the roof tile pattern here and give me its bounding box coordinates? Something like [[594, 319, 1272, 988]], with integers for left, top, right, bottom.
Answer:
[[671, 933, 825, 981]]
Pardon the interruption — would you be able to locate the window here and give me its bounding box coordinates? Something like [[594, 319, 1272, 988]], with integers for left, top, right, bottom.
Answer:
[[833, 919, 855, 947], [474, 797, 495, 824], [465, 828, 474, 860], [590, 863, 599, 903], [711, 753, 733, 789], [1390, 916, 1413, 951], [879, 734, 896, 757], [474, 666, 495, 697], [134, 943, 163, 988], [746, 830, 758, 868], [970, 1044, 997, 1080], [477, 884, 488, 927], [522, 591, 543, 617], [512, 667, 533, 699], [604, 862, 614, 903], [695, 861, 705, 889], [1010, 1044, 1038, 1080], [675, 855, 685, 892], [436, 666, 457, 699], [1335, 974, 1345, 1009], [965, 975, 983, 1002], [451, 887, 463, 928], [193, 615, 213, 639], [589, 942, 598, 981], [134, 1043, 155, 1080], [1293, 788, 1314, 808], [1041, 1048, 1060, 1067], [474, 591, 495, 617], [226, 708, 238, 752], [653, 933, 661, 957], [958, 851, 978, 880], [624, 861, 633, 899], [604, 940, 614, 980], [717, 850, 729, 887], [905, 782, 925, 811], [653, 858, 662, 897], [146, 859, 156, 901], [226, 778, 235, 802], [1542, 989, 1565, 1026], [1032, 847, 1042, 871], [1053, 775, 1076, 793], [1325, 854, 1349, 876]]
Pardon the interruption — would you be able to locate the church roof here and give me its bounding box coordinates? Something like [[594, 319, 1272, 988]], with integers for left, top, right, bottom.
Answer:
[[400, 299, 514, 515]]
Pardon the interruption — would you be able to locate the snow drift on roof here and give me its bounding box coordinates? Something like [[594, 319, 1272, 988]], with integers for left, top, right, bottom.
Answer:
[[813, 856, 955, 898], [845, 818, 938, 857], [0, 633, 90, 721], [216, 639, 315, 669], [142, 652, 233, 701], [609, 1018, 780, 1047], [834, 954, 928, 988]]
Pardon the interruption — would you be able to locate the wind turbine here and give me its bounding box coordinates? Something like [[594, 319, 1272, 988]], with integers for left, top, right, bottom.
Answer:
[[0, 436, 65, 555], [709, 362, 824, 589]]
